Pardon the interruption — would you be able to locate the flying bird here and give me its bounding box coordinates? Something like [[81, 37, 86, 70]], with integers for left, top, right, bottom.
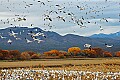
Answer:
[[32, 37, 44, 43], [25, 38, 33, 43], [84, 44, 92, 50], [8, 31, 18, 38], [105, 43, 113, 48], [7, 39, 12, 44], [0, 35, 7, 39]]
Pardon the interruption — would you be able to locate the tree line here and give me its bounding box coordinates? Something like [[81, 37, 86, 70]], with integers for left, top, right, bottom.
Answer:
[[0, 47, 120, 60]]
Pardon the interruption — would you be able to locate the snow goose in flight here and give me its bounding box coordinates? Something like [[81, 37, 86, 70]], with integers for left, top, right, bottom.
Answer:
[[28, 31, 46, 38], [8, 31, 18, 38], [25, 38, 33, 43], [32, 37, 44, 43], [7, 39, 12, 44], [105, 43, 113, 48], [0, 35, 7, 39], [84, 43, 92, 50]]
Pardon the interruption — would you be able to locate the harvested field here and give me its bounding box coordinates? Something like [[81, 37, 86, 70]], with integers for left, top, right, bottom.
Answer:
[[0, 58, 120, 80], [0, 58, 120, 71]]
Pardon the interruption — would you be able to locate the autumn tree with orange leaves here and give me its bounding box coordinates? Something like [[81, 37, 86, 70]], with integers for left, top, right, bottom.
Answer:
[[50, 50, 59, 56], [44, 51, 51, 56], [0, 50, 9, 59], [21, 52, 31, 60], [115, 51, 120, 57], [82, 49, 97, 57], [68, 47, 81, 56], [8, 50, 21, 60], [92, 47, 104, 57], [44, 50, 60, 56], [31, 54, 40, 59], [59, 50, 67, 56], [58, 50, 67, 58], [26, 51, 36, 56], [103, 51, 112, 57]]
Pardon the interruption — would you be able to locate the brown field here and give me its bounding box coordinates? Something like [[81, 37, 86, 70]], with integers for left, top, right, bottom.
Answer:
[[0, 58, 120, 72]]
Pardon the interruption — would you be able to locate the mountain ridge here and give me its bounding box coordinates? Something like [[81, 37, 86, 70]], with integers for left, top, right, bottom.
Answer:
[[0, 27, 120, 53], [90, 31, 120, 40]]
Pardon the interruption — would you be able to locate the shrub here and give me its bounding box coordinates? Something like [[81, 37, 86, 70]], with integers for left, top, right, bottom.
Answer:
[[0, 53, 3, 60], [115, 51, 120, 57], [44, 50, 60, 56], [26, 51, 36, 56], [21, 52, 31, 60], [31, 54, 40, 59], [9, 50, 21, 60], [92, 47, 104, 57], [1, 50, 9, 59], [58, 54, 66, 58], [103, 51, 112, 57]]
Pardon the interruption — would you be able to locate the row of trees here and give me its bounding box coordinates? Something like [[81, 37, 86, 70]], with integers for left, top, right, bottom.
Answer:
[[0, 47, 120, 60], [43, 47, 120, 58], [0, 49, 39, 60]]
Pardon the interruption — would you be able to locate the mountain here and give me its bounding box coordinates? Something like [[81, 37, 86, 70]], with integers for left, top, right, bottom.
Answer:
[[90, 32, 120, 40], [0, 27, 120, 53]]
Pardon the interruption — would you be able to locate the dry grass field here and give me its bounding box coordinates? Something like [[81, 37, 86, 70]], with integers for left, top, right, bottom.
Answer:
[[0, 58, 120, 80], [0, 58, 120, 72]]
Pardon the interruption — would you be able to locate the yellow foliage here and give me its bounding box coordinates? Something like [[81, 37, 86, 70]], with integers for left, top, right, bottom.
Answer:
[[82, 49, 97, 55], [68, 47, 81, 55]]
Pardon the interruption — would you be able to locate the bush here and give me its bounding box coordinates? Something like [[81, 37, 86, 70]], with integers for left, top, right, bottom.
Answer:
[[58, 54, 66, 58], [115, 51, 120, 57], [103, 51, 112, 57], [0, 53, 3, 60], [31, 54, 39, 59], [1, 50, 9, 59], [26, 51, 36, 56], [21, 52, 31, 60], [9, 50, 21, 60]]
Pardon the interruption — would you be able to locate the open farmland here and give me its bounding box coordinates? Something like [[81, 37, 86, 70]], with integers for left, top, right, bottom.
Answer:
[[0, 58, 120, 80], [0, 58, 120, 71]]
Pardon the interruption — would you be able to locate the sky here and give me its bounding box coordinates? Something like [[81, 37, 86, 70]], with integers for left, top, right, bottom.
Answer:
[[0, 0, 119, 36]]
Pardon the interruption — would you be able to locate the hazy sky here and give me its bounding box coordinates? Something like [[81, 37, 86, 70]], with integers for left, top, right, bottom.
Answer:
[[0, 0, 119, 36]]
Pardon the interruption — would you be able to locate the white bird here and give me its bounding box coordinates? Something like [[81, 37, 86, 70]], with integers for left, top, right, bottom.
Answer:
[[25, 38, 33, 43], [8, 31, 18, 37], [37, 39, 44, 43], [20, 31, 22, 35], [84, 44, 92, 50], [22, 30, 25, 32], [105, 43, 113, 48], [7, 39, 12, 44], [39, 32, 46, 38], [28, 32, 40, 37], [15, 37, 21, 40], [0, 35, 7, 39], [34, 32, 42, 37], [32, 37, 44, 43], [28, 31, 46, 38]]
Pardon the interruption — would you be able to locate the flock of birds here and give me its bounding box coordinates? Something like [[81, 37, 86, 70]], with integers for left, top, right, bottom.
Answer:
[[0, 28, 114, 50], [0, 0, 119, 31], [0, 28, 46, 44], [0, 69, 120, 80], [0, 0, 117, 50], [84, 43, 113, 50]]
